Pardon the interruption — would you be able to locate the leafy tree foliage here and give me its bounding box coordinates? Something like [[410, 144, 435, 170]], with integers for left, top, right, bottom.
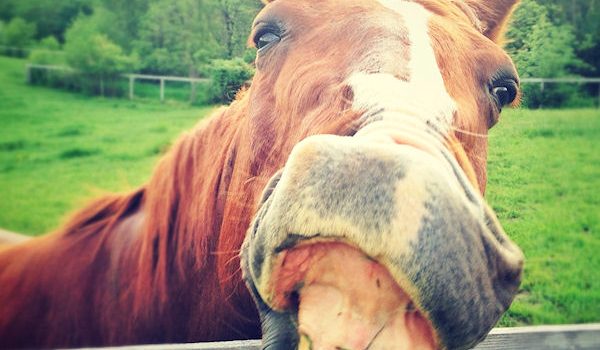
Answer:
[[216, 0, 263, 58], [136, 0, 224, 77], [207, 58, 254, 103], [64, 13, 138, 96], [28, 36, 64, 65], [0, 0, 92, 41], [506, 0, 592, 107], [135, 0, 261, 77], [507, 0, 584, 78], [1, 17, 36, 47], [544, 0, 600, 76], [0, 17, 36, 57], [97, 0, 152, 52]]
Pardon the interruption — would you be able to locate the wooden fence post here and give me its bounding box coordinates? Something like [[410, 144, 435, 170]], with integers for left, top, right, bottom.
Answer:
[[25, 64, 31, 84], [190, 82, 196, 104], [540, 81, 545, 109], [160, 78, 165, 102], [129, 76, 135, 100]]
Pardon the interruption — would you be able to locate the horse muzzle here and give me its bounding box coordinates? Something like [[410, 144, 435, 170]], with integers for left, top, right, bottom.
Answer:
[[241, 116, 524, 350]]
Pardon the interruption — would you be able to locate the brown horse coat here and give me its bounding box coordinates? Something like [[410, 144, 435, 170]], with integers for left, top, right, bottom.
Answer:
[[0, 0, 523, 348]]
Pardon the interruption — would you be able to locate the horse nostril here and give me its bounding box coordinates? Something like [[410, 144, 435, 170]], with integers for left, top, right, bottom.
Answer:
[[502, 258, 524, 288], [258, 169, 284, 205], [507, 263, 522, 283]]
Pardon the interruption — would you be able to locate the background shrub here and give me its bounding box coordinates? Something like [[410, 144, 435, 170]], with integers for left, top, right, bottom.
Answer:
[[0, 17, 36, 57], [28, 36, 64, 65], [206, 58, 254, 104], [63, 12, 138, 96], [506, 0, 593, 108]]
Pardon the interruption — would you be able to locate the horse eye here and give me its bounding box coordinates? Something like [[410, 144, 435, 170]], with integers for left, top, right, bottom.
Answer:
[[491, 79, 518, 110], [255, 31, 280, 51]]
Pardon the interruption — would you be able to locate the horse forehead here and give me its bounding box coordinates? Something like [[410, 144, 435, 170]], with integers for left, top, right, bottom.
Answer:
[[348, 0, 457, 130]]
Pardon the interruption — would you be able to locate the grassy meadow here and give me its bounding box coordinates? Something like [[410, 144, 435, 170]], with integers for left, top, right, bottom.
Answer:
[[487, 107, 600, 326], [0, 56, 212, 233], [1, 55, 599, 327]]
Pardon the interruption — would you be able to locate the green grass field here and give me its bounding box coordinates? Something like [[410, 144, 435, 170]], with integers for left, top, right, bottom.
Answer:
[[487, 107, 600, 326], [1, 56, 599, 327], [0, 56, 212, 233]]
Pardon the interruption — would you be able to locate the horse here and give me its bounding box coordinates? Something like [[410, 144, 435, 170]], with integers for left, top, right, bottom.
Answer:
[[0, 0, 524, 348]]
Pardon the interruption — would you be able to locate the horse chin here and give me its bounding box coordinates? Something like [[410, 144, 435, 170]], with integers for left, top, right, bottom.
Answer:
[[269, 242, 438, 350]]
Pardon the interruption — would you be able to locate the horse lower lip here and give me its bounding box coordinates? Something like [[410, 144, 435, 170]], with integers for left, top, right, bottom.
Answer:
[[269, 241, 438, 350]]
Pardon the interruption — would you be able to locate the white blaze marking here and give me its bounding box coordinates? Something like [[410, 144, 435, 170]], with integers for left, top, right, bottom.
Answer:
[[349, 1, 456, 131]]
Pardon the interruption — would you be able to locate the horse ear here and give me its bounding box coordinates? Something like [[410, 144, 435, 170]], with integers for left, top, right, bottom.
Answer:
[[463, 0, 520, 42]]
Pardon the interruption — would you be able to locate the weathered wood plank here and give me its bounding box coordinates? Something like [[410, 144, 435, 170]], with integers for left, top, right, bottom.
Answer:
[[125, 73, 210, 84], [0, 228, 31, 244], [521, 77, 600, 83], [26, 64, 211, 84], [77, 340, 262, 350], [474, 324, 600, 350], [75, 324, 600, 350], [76, 340, 261, 350]]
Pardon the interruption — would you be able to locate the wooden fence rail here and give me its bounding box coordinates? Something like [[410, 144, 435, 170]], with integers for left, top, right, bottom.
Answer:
[[519, 77, 600, 108], [25, 64, 211, 103], [26, 64, 600, 106], [74, 324, 600, 350], [124, 73, 210, 101], [521, 77, 600, 83]]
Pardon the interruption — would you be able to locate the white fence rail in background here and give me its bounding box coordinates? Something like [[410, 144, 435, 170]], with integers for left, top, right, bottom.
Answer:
[[124, 73, 210, 101], [76, 324, 600, 350], [25, 64, 600, 107], [521, 77, 600, 84], [520, 77, 600, 108], [25, 64, 211, 103]]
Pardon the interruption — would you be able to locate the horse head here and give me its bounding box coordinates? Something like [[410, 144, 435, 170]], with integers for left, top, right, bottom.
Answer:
[[239, 0, 524, 349]]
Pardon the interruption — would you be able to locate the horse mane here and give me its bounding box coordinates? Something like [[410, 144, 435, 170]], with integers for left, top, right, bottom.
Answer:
[[131, 95, 262, 340]]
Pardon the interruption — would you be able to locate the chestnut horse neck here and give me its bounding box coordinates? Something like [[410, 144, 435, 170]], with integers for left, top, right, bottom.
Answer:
[[131, 90, 357, 340]]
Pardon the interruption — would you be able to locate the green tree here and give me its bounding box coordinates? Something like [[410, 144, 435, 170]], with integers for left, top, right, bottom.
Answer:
[[97, 0, 152, 52], [28, 36, 64, 65], [207, 58, 254, 103], [538, 0, 599, 76], [0, 17, 36, 57], [1, 17, 36, 47], [64, 13, 138, 96], [27, 36, 66, 87], [136, 0, 229, 102], [38, 36, 60, 50], [0, 3, 13, 22], [506, 0, 585, 107], [216, 0, 262, 58], [136, 0, 224, 77], [8, 0, 92, 41]]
